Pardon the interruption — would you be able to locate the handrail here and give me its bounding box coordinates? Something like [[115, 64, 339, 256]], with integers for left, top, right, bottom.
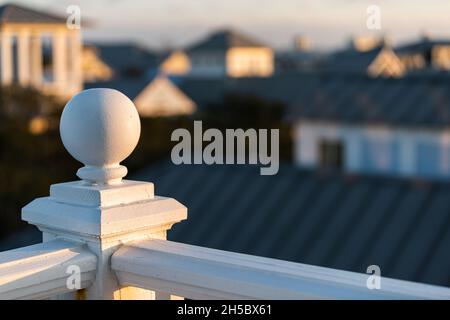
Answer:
[[0, 240, 97, 300], [112, 239, 450, 300]]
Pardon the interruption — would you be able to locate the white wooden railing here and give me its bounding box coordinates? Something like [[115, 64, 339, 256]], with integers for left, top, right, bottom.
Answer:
[[0, 240, 96, 299], [111, 239, 450, 300], [0, 88, 449, 300]]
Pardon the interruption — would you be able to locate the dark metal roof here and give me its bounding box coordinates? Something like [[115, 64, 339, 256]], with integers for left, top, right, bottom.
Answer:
[[133, 161, 450, 287], [178, 73, 450, 128], [85, 74, 190, 100], [286, 73, 450, 128], [178, 77, 227, 108], [188, 29, 267, 53], [321, 46, 385, 74], [84, 77, 150, 100], [396, 37, 450, 55], [89, 70, 450, 129], [178, 73, 321, 109], [0, 3, 66, 24], [90, 43, 158, 77], [225, 73, 321, 104]]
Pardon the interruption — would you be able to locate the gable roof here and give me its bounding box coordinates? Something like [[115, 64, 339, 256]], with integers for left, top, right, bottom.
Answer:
[[188, 29, 267, 53], [133, 161, 450, 288], [0, 3, 66, 24], [85, 74, 197, 116], [159, 50, 191, 76], [90, 43, 158, 77], [134, 75, 196, 116], [321, 45, 405, 77]]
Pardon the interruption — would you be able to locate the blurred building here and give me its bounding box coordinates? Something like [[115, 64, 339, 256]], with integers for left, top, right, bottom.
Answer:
[[0, 3, 82, 99], [322, 41, 405, 78], [159, 50, 191, 76], [186, 29, 274, 78], [275, 36, 325, 74], [396, 35, 450, 72], [82, 42, 157, 81], [81, 45, 113, 82], [85, 76, 196, 117], [286, 73, 450, 180], [348, 35, 387, 52], [154, 70, 450, 181], [319, 34, 450, 78], [83, 42, 196, 117]]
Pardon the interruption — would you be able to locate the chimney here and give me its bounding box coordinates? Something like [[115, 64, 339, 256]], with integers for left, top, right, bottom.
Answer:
[[293, 35, 311, 52]]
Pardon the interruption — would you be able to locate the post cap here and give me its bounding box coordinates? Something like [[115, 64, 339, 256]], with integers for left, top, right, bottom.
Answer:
[[60, 88, 141, 184]]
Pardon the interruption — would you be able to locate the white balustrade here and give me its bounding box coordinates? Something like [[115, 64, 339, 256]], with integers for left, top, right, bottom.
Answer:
[[0, 240, 96, 300], [0, 88, 449, 300]]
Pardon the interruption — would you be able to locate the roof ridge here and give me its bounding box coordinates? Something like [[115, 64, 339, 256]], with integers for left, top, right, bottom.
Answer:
[[0, 2, 67, 24]]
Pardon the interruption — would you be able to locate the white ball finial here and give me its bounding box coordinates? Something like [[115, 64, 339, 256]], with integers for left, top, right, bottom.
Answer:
[[60, 88, 141, 185]]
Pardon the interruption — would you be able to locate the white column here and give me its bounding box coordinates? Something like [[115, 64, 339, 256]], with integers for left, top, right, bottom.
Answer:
[[297, 123, 319, 167], [52, 30, 67, 94], [399, 132, 416, 176], [345, 129, 362, 172], [0, 31, 13, 85], [68, 30, 82, 93], [30, 33, 43, 88], [17, 30, 30, 86]]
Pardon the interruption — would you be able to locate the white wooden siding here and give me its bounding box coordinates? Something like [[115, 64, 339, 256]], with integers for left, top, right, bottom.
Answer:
[[295, 121, 450, 179]]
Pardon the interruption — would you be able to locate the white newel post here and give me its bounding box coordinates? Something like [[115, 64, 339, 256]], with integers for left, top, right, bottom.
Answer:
[[21, 88, 188, 299]]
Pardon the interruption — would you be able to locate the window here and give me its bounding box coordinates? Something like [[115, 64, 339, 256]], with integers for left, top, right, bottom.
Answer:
[[361, 137, 398, 174], [319, 140, 344, 169], [417, 141, 440, 178], [416, 140, 450, 179]]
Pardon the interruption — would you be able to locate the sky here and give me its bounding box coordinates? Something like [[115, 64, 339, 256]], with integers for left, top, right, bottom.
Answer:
[[5, 0, 450, 51]]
